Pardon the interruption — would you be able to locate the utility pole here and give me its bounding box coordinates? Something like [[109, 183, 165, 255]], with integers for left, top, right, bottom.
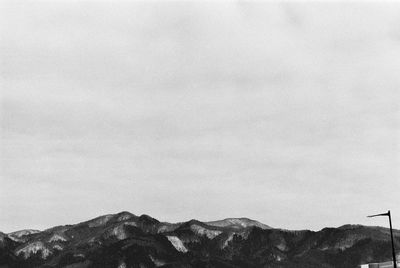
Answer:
[[368, 210, 397, 268]]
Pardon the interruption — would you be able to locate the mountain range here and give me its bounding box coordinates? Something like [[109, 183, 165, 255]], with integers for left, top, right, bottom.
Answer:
[[1, 211, 399, 268]]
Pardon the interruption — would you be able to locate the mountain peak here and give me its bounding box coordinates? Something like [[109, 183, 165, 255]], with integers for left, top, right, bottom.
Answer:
[[115, 211, 136, 221], [138, 214, 159, 224], [206, 217, 272, 230], [7, 229, 41, 239]]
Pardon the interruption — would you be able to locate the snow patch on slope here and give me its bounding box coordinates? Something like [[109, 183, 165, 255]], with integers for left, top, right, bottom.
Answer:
[[104, 225, 129, 240], [116, 212, 134, 222], [190, 224, 222, 239], [8, 229, 41, 241], [166, 236, 188, 253], [150, 255, 166, 267], [8, 229, 40, 238], [206, 218, 271, 230], [48, 234, 67, 243], [52, 244, 63, 251], [15, 241, 52, 259], [118, 261, 127, 268], [222, 231, 251, 248], [223, 233, 235, 248], [88, 215, 114, 227], [124, 221, 137, 227]]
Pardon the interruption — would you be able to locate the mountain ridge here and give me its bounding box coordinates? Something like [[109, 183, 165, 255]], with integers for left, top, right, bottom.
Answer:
[[1, 211, 399, 268]]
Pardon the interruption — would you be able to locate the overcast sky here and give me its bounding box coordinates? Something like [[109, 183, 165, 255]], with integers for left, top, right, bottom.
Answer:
[[1, 1, 400, 233]]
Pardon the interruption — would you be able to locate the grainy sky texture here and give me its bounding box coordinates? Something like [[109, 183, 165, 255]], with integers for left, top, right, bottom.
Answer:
[[1, 1, 400, 233]]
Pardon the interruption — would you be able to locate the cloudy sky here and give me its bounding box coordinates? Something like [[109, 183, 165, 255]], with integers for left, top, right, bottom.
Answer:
[[1, 1, 400, 233]]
